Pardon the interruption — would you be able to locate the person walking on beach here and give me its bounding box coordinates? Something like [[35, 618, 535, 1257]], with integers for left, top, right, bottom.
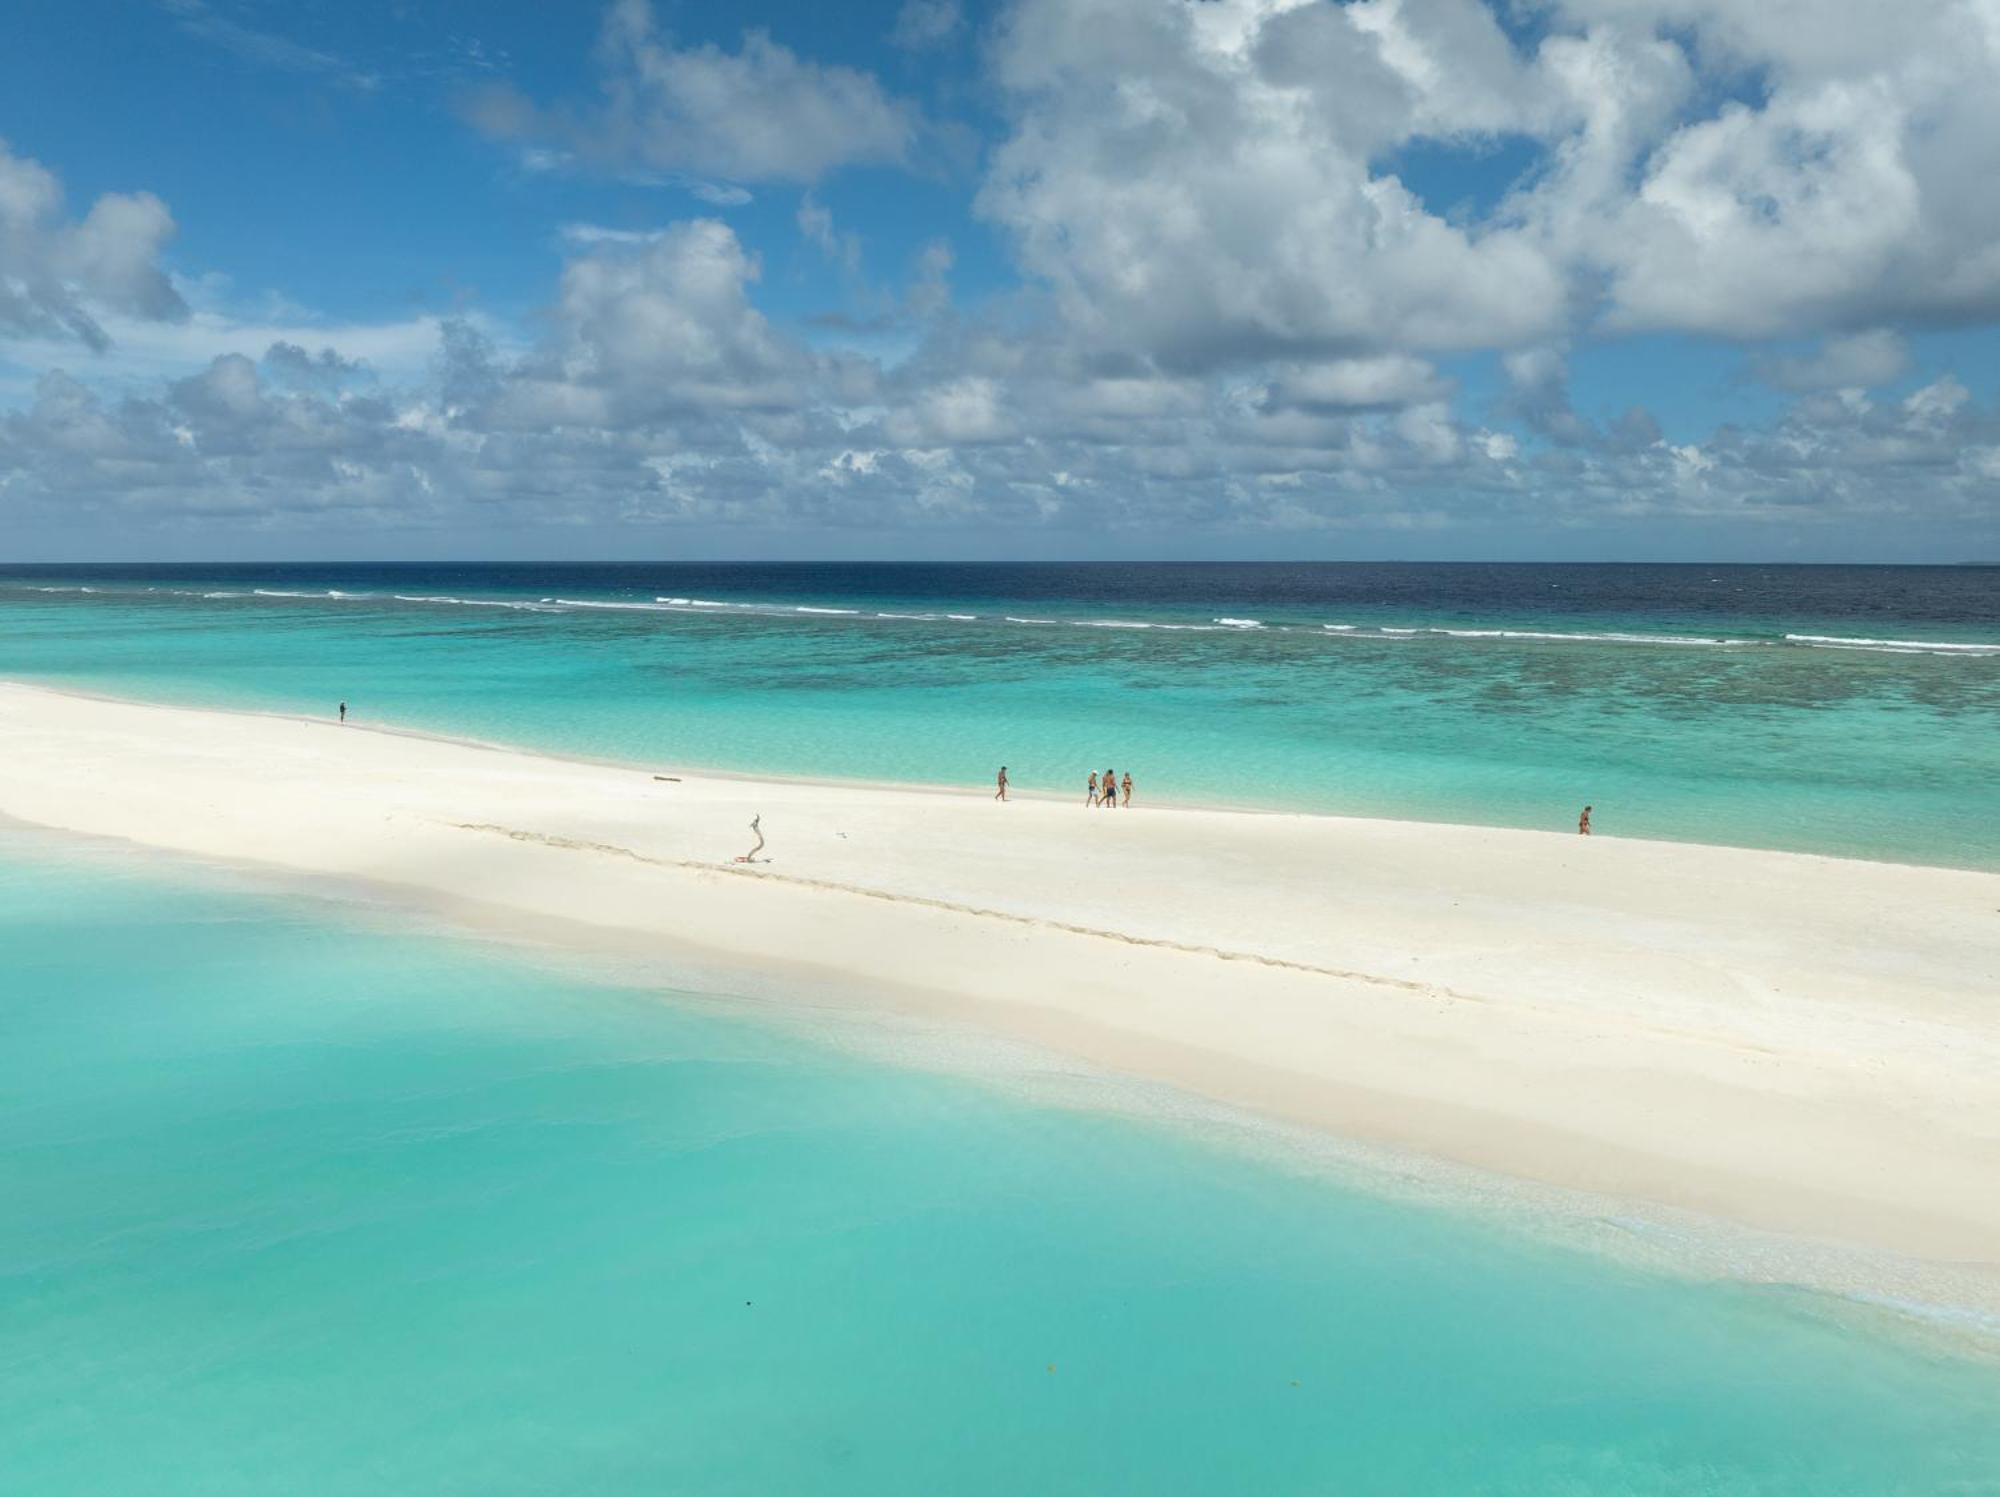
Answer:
[[1103, 768, 1118, 809], [1121, 771, 1133, 808], [338, 701, 346, 723], [995, 766, 1009, 801], [1086, 770, 1100, 806], [1578, 804, 1592, 836]]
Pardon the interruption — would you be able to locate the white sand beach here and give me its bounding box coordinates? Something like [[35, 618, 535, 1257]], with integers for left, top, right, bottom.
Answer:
[[3, 680, 1996, 1302]]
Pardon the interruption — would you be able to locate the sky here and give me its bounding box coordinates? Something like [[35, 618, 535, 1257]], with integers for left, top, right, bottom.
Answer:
[[2, 0, 1999, 562]]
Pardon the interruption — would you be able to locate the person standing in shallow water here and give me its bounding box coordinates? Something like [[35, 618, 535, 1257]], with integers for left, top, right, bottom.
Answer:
[[1086, 771, 1099, 806], [1578, 805, 1592, 835], [995, 766, 1009, 801], [1121, 771, 1133, 808], [1103, 768, 1118, 809], [338, 701, 346, 723]]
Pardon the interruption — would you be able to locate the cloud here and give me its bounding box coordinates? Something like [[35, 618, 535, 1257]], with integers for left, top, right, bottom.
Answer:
[[1, 301, 470, 395], [464, 0, 920, 184], [1500, 348, 1664, 454], [1756, 330, 1910, 393], [3, 357, 436, 527], [1502, 348, 1596, 448], [1529, 0, 2000, 337], [0, 139, 186, 351], [977, 0, 1567, 373], [7, 265, 1995, 550], [688, 180, 755, 207], [558, 223, 673, 247], [1263, 356, 1452, 413], [261, 341, 372, 394], [525, 149, 755, 205], [7, 2, 2000, 555], [157, 0, 382, 92], [907, 238, 954, 320], [976, 0, 2000, 367], [479, 219, 818, 430], [891, 0, 963, 51], [797, 196, 863, 276]]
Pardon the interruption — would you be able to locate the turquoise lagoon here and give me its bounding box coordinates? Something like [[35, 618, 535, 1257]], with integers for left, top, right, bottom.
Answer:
[[4, 830, 2000, 1495], [5, 564, 2000, 1493]]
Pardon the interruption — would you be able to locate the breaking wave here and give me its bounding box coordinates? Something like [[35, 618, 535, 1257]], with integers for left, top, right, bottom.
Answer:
[[9, 583, 1997, 656], [1783, 633, 2000, 657]]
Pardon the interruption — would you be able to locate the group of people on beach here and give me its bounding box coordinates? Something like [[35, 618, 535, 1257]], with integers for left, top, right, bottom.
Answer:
[[990, 766, 1134, 807], [1087, 769, 1131, 808]]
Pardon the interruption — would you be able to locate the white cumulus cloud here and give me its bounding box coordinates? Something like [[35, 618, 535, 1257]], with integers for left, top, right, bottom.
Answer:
[[465, 0, 920, 184], [0, 139, 185, 351]]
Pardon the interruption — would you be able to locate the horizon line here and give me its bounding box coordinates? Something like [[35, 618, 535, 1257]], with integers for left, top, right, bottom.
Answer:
[[2, 557, 1996, 570]]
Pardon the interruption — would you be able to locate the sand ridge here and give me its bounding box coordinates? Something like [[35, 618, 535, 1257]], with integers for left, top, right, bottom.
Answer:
[[2, 679, 1995, 1298]]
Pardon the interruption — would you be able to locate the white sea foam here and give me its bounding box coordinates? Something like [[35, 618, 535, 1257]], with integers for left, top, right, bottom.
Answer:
[[652, 596, 743, 610], [656, 595, 836, 618], [1785, 633, 2000, 656], [1311, 623, 1757, 648], [550, 598, 674, 612], [1073, 618, 1248, 632], [391, 594, 565, 612], [1429, 627, 1746, 647], [87, 582, 1995, 659]]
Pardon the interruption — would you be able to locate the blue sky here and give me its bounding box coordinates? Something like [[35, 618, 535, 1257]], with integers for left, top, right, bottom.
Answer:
[[2, 0, 1997, 561]]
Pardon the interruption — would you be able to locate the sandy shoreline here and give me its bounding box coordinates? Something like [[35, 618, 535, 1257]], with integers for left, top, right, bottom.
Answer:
[[2, 679, 1996, 1311]]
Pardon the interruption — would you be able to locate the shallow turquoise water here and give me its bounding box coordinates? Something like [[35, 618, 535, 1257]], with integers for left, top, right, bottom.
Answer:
[[2, 563, 1996, 868], [4, 830, 1999, 1495]]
